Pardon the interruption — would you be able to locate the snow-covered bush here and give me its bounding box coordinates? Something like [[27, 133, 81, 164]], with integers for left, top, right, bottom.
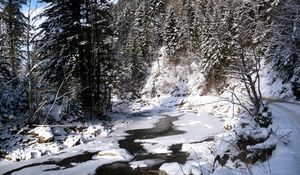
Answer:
[[33, 94, 82, 124], [0, 83, 28, 122], [214, 108, 275, 170], [291, 76, 300, 100], [255, 106, 272, 128]]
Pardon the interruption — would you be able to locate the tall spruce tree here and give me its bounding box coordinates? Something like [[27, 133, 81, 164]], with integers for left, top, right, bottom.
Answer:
[[114, 0, 157, 99], [0, 0, 29, 123], [266, 0, 300, 82], [199, 0, 227, 91], [83, 0, 114, 113], [164, 6, 180, 57], [148, 0, 165, 49], [124, 2, 148, 98], [179, 0, 194, 53], [0, 13, 10, 81], [0, 0, 26, 78], [38, 0, 114, 118]]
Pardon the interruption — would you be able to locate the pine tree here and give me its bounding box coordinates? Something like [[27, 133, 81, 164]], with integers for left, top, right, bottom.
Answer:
[[113, 1, 134, 57], [38, 0, 114, 118], [0, 0, 29, 123], [199, 0, 228, 91], [127, 2, 148, 98], [0, 14, 10, 81], [114, 0, 161, 98], [38, 0, 82, 85], [265, 0, 300, 82], [112, 0, 137, 98], [148, 0, 165, 50], [84, 0, 114, 113], [164, 7, 180, 57], [178, 0, 195, 53], [0, 0, 26, 77]]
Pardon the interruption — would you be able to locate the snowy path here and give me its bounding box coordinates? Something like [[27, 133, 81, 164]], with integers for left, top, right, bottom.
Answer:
[[251, 100, 300, 175], [269, 100, 300, 126], [268, 101, 300, 159]]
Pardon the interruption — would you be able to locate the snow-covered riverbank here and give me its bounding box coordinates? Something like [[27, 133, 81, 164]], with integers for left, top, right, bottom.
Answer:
[[0, 105, 226, 175]]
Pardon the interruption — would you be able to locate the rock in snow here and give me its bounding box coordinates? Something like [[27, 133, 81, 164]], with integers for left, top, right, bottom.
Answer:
[[85, 125, 102, 136], [25, 150, 42, 160], [28, 127, 54, 143], [95, 149, 133, 161], [63, 135, 81, 148]]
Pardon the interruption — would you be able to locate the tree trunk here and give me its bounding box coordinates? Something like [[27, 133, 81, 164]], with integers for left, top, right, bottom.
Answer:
[[26, 0, 33, 125]]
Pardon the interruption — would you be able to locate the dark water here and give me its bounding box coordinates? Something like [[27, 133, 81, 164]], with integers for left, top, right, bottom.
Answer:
[[119, 116, 185, 154], [95, 115, 189, 175]]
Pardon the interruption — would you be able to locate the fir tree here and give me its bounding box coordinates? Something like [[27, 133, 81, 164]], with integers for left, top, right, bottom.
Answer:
[[179, 0, 194, 53], [38, 0, 114, 118], [0, 0, 26, 77], [164, 7, 180, 56], [265, 0, 300, 82], [0, 15, 10, 81], [127, 2, 148, 98], [148, 0, 165, 49], [200, 0, 227, 90]]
